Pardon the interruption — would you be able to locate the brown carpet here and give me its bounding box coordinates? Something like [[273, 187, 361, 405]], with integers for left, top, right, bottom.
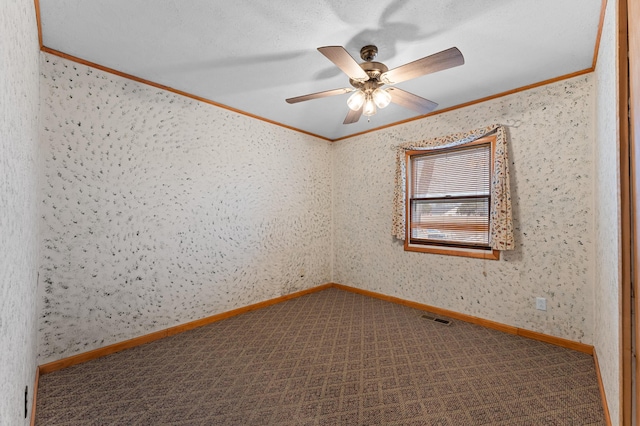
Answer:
[[35, 288, 605, 425]]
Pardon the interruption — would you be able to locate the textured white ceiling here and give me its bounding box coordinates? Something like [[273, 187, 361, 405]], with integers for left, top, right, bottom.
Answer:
[[39, 0, 603, 140]]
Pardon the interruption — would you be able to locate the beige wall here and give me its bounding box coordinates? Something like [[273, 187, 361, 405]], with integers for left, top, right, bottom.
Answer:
[[594, 0, 621, 423], [35, 7, 622, 423], [38, 54, 333, 363], [0, 0, 41, 424], [332, 74, 596, 344]]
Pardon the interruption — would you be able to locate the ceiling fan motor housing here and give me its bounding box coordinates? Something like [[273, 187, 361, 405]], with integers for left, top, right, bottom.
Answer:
[[349, 61, 388, 91]]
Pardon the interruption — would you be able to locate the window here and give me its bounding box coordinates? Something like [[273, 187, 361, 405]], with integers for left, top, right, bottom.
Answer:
[[405, 135, 499, 260]]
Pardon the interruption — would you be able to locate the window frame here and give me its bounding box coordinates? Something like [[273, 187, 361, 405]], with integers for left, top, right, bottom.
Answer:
[[404, 135, 500, 260]]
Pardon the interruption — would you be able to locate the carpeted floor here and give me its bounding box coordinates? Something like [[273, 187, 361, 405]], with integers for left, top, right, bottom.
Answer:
[[35, 288, 605, 425]]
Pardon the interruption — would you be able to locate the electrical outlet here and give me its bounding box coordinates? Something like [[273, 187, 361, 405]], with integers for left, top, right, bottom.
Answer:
[[536, 297, 547, 311]]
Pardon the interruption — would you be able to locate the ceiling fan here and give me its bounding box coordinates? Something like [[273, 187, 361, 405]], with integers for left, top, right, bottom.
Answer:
[[286, 45, 464, 124]]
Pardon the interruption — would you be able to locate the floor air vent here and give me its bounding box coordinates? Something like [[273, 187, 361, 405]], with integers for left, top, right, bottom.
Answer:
[[421, 314, 451, 326]]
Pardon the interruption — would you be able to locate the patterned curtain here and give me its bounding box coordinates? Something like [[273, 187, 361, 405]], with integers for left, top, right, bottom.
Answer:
[[392, 124, 514, 251]]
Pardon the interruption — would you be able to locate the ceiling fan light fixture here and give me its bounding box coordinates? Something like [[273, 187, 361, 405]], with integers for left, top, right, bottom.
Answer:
[[287, 45, 463, 125], [363, 96, 377, 117], [372, 88, 391, 109], [347, 90, 366, 111]]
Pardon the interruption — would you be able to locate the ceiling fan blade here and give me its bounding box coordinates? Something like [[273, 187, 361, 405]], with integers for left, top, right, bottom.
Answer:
[[343, 106, 363, 124], [387, 87, 438, 114], [318, 46, 370, 82], [286, 88, 353, 104], [381, 47, 464, 85]]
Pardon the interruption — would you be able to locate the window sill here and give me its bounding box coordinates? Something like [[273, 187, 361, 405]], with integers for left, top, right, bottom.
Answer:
[[404, 242, 500, 260]]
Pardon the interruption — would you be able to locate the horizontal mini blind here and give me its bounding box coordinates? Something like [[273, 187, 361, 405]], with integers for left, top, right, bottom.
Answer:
[[409, 143, 491, 247]]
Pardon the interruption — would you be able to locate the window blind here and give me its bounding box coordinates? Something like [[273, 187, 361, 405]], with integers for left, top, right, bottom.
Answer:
[[409, 143, 491, 247]]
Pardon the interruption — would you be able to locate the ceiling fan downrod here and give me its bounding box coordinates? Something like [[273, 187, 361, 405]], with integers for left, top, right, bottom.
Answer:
[[359, 45, 378, 62]]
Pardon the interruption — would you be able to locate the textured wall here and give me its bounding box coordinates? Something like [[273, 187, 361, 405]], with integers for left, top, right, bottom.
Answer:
[[37, 28, 609, 405], [38, 54, 332, 363], [0, 0, 40, 424], [594, 0, 620, 422], [333, 75, 595, 344]]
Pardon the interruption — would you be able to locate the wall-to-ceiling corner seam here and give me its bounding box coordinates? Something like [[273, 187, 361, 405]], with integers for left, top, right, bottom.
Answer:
[[33, 0, 42, 49], [592, 0, 610, 72], [331, 69, 596, 144], [38, 46, 331, 142]]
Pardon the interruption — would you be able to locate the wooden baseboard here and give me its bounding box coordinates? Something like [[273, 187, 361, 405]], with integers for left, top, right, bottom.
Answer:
[[30, 367, 39, 426], [329, 283, 594, 354], [593, 349, 612, 426], [38, 283, 333, 374], [39, 281, 595, 376], [31, 281, 607, 425]]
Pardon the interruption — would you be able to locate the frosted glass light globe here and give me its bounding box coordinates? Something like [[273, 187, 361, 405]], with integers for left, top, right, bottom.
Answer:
[[372, 88, 391, 108], [363, 97, 377, 116], [347, 90, 366, 111]]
